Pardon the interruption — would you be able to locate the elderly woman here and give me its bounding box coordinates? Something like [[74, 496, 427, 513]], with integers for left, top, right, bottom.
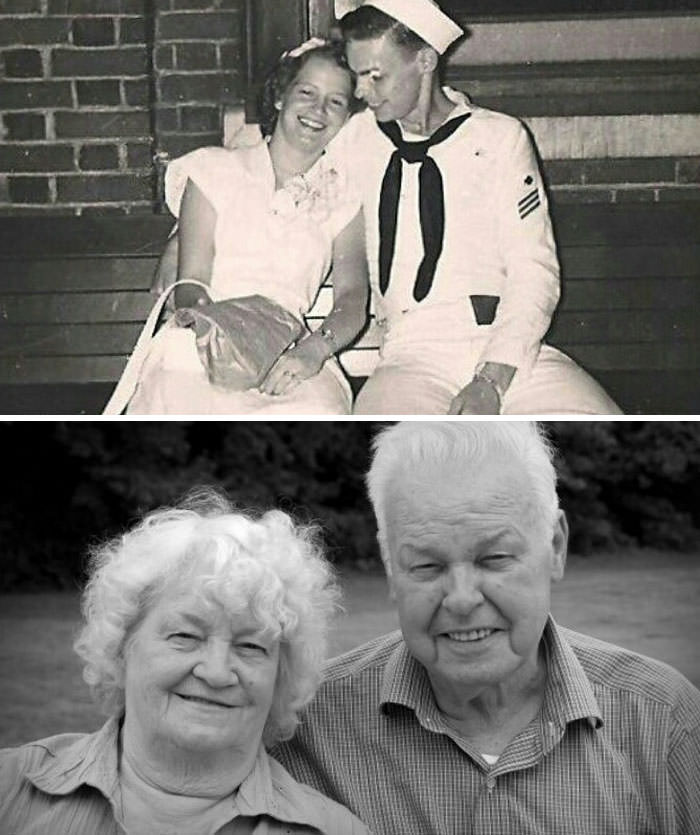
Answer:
[[0, 491, 370, 834], [124, 39, 368, 415]]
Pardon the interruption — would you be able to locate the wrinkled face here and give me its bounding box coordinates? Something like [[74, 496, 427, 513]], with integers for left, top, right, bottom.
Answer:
[[275, 54, 353, 153], [123, 588, 280, 756], [345, 34, 424, 123], [384, 456, 567, 702]]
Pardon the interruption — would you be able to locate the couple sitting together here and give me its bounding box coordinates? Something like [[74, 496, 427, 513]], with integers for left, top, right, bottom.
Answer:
[[126, 0, 621, 416], [2, 422, 698, 834]]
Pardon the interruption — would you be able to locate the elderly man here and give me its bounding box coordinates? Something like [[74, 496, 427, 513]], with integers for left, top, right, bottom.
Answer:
[[334, 0, 620, 415], [273, 422, 700, 835]]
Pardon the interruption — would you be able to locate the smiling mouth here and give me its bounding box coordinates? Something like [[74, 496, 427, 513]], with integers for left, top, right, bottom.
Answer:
[[443, 628, 499, 643], [176, 694, 234, 709], [298, 116, 326, 131]]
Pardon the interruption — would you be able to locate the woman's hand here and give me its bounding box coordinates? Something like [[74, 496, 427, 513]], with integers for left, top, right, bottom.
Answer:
[[448, 378, 501, 415], [259, 335, 328, 396]]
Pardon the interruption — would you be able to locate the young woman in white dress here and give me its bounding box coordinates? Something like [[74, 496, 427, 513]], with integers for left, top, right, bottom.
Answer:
[[127, 41, 368, 415]]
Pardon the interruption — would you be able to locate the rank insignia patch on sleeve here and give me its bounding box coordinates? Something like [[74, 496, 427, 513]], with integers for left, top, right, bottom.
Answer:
[[518, 187, 540, 219]]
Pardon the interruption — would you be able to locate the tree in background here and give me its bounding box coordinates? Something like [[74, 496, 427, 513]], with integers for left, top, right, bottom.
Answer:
[[1, 421, 698, 590]]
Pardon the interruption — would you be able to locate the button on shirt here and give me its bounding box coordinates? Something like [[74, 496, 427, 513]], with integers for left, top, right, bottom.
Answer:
[[274, 618, 700, 835], [0, 717, 371, 835]]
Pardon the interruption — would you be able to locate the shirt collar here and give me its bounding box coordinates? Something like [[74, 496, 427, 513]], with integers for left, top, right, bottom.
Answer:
[[236, 746, 340, 832], [541, 616, 603, 730], [25, 716, 121, 802], [25, 716, 341, 832], [378, 617, 603, 731], [379, 635, 438, 720]]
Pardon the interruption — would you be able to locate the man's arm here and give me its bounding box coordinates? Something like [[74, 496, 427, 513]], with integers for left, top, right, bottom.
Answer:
[[450, 121, 560, 414]]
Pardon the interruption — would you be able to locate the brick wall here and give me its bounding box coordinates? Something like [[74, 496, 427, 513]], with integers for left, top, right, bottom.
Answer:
[[154, 0, 245, 161], [0, 0, 246, 215], [0, 0, 155, 215], [545, 156, 700, 206], [1, 4, 696, 215]]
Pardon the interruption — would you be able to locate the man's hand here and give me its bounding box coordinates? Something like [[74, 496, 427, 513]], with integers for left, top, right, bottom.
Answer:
[[259, 335, 327, 397], [448, 378, 501, 415]]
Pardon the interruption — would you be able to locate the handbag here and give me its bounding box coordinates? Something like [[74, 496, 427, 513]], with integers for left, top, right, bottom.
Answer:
[[102, 280, 303, 414]]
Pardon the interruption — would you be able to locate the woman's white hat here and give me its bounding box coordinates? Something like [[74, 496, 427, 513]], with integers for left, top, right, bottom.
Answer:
[[360, 0, 464, 54]]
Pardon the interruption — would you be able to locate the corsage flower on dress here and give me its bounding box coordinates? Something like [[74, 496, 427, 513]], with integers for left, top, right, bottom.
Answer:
[[272, 161, 342, 226]]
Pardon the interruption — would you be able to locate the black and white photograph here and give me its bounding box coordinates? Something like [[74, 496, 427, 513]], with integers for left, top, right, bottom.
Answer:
[[1, 0, 698, 415], [0, 420, 699, 832]]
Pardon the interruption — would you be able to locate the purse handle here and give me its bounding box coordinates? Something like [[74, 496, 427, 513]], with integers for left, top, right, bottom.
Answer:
[[102, 279, 210, 415]]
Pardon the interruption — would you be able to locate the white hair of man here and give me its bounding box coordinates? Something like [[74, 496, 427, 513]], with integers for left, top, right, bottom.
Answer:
[[74, 487, 339, 747], [366, 421, 560, 568]]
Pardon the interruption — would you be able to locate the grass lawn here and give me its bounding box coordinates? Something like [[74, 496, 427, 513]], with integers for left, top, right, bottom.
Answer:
[[1, 549, 698, 749]]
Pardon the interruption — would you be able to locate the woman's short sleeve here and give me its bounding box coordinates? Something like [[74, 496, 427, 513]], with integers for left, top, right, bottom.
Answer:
[[164, 147, 234, 218]]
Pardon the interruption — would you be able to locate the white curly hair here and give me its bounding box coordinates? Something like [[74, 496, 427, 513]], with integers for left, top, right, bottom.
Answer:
[[74, 488, 340, 747]]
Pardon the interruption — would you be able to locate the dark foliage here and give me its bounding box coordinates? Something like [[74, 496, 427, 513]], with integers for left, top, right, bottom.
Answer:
[[1, 421, 698, 590]]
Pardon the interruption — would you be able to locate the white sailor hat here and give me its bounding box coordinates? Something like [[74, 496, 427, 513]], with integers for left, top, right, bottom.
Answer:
[[360, 0, 464, 54]]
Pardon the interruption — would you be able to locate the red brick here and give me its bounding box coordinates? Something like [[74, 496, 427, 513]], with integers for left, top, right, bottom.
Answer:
[[56, 172, 152, 201], [0, 81, 73, 109], [677, 158, 700, 185], [124, 78, 149, 106], [154, 106, 179, 131], [159, 72, 236, 104], [0, 18, 71, 46], [219, 40, 241, 71], [584, 158, 675, 185], [170, 0, 238, 7], [48, 0, 144, 13], [657, 186, 700, 202], [126, 142, 152, 168], [76, 79, 121, 106], [3, 49, 43, 78], [0, 144, 74, 172], [612, 187, 656, 203], [1, 0, 43, 11], [120, 17, 147, 44], [180, 105, 219, 132], [55, 109, 150, 138], [549, 187, 613, 206], [174, 42, 217, 70], [72, 17, 115, 46], [158, 11, 238, 41], [51, 46, 148, 78], [79, 144, 120, 170], [155, 45, 174, 70], [3, 112, 46, 141], [8, 176, 51, 203], [543, 160, 584, 187], [159, 133, 221, 158]]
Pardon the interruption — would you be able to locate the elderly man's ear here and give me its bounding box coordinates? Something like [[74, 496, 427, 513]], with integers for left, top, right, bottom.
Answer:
[[550, 510, 569, 582]]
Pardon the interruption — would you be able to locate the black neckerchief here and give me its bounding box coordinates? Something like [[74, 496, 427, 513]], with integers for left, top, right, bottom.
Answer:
[[377, 112, 471, 301]]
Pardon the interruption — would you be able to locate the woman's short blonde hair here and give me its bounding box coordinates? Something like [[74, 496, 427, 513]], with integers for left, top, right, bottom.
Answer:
[[74, 488, 339, 746]]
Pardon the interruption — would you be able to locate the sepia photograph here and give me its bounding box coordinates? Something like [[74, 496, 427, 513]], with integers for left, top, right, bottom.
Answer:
[[1, 0, 698, 416]]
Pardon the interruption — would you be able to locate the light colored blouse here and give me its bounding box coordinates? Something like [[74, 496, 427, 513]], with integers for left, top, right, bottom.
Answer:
[[0, 717, 371, 834]]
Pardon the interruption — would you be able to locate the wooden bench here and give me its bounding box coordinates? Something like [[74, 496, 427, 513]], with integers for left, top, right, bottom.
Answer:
[[1, 200, 698, 414]]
